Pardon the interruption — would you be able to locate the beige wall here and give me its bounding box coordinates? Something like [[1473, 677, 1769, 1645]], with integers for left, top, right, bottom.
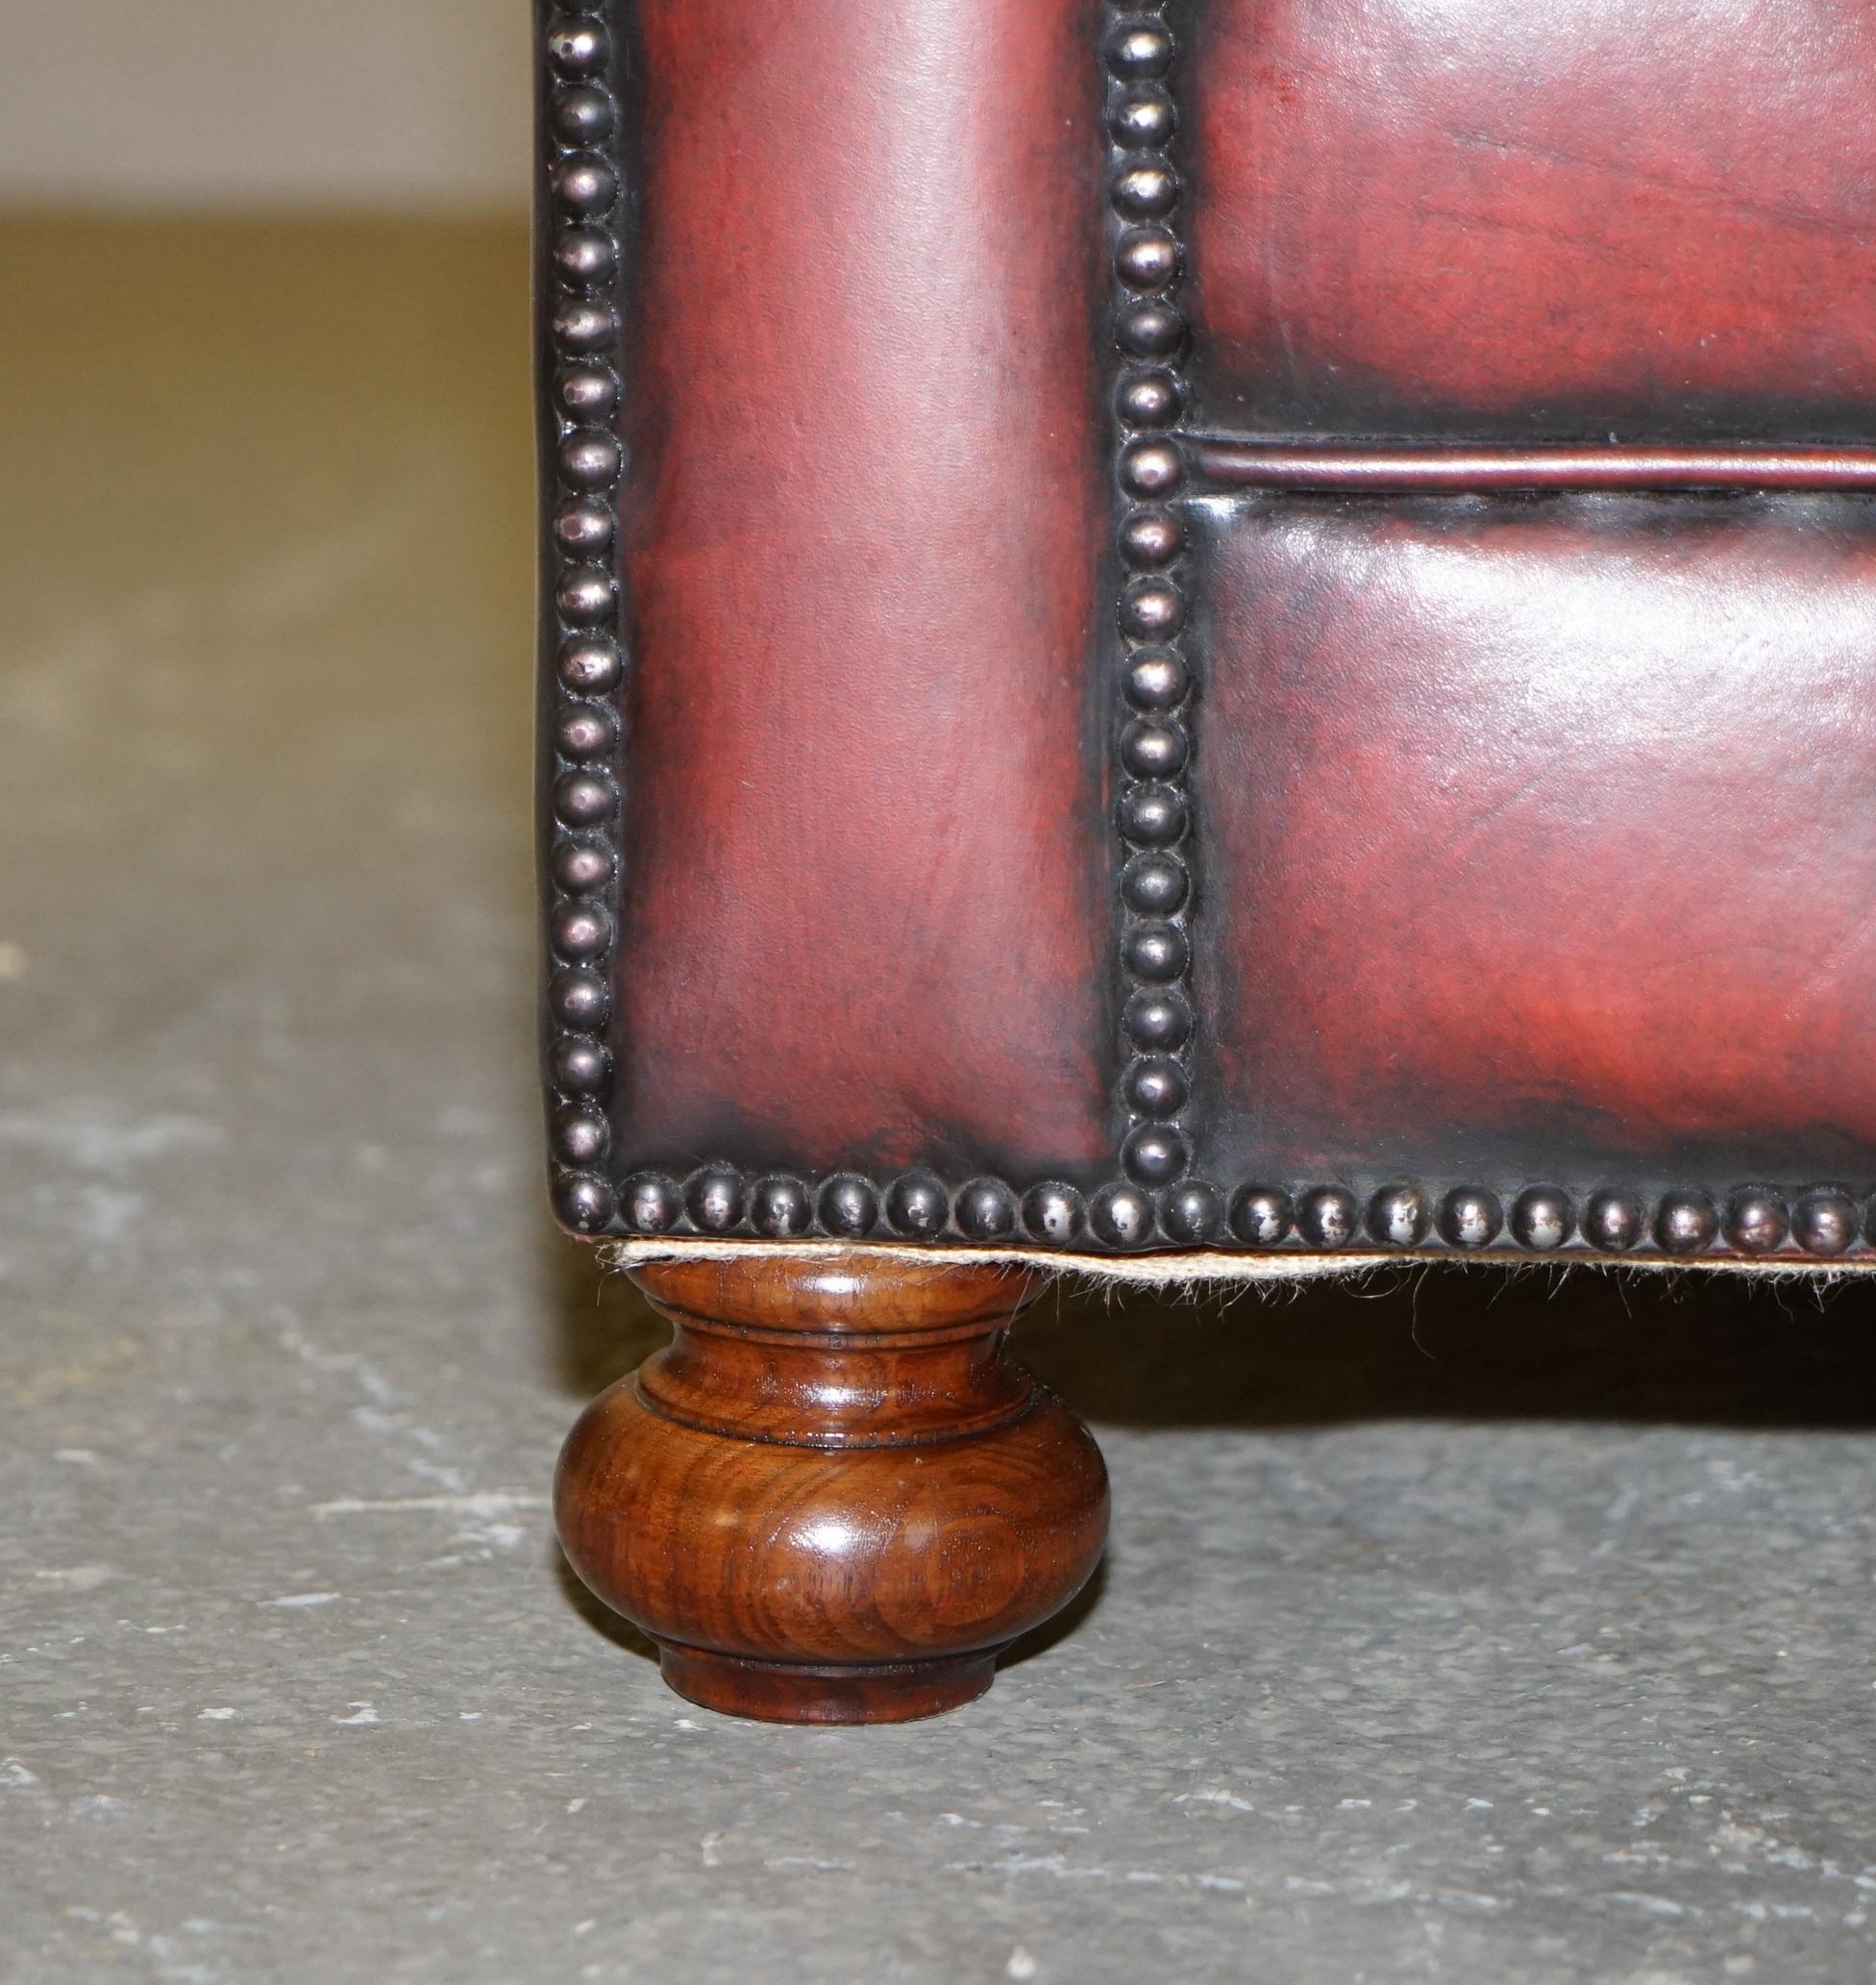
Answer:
[[0, 2, 530, 210]]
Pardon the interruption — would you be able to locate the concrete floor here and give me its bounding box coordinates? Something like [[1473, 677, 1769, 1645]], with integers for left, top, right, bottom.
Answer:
[[6, 219, 1876, 1983]]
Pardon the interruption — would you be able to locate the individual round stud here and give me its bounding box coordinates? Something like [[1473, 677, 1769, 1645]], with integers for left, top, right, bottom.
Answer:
[[956, 1179, 1019, 1241], [1230, 1185, 1294, 1247], [1123, 989, 1192, 1052], [558, 430, 624, 488], [549, 1035, 609, 1097], [1510, 1187, 1574, 1252], [554, 497, 614, 556], [553, 1170, 615, 1234], [1116, 301, 1186, 360], [554, 770, 618, 827], [552, 298, 619, 355], [550, 84, 617, 145], [1438, 1188, 1503, 1249], [1367, 1185, 1431, 1248], [1121, 718, 1189, 780], [1108, 87, 1175, 149], [1160, 1182, 1222, 1245], [1090, 1182, 1155, 1249], [818, 1174, 879, 1238], [1724, 1189, 1789, 1256], [1119, 782, 1187, 849], [622, 1173, 681, 1235], [558, 634, 623, 695], [1117, 368, 1182, 429], [1123, 1055, 1188, 1119], [1121, 438, 1184, 499], [685, 1166, 747, 1234], [1793, 1188, 1858, 1258], [1104, 18, 1173, 80], [550, 967, 608, 1030], [1656, 1191, 1717, 1255], [550, 901, 611, 962], [552, 837, 615, 896], [1123, 923, 1188, 984], [555, 564, 616, 625], [1110, 162, 1178, 222], [547, 16, 610, 76], [1116, 225, 1180, 291], [886, 1174, 950, 1238], [555, 701, 618, 759], [1297, 1186, 1360, 1249], [1124, 647, 1190, 712], [1583, 1190, 1645, 1253], [552, 1103, 610, 1167], [1123, 1124, 1188, 1187], [556, 364, 618, 419], [1023, 1182, 1087, 1246], [751, 1175, 812, 1239], [1119, 507, 1182, 569], [553, 226, 617, 286], [1121, 853, 1189, 917], [1120, 578, 1186, 641], [552, 154, 619, 216]]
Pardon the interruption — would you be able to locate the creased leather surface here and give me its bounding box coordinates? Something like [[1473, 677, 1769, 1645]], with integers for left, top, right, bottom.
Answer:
[[1192, 494, 1876, 1194], [612, 0, 1111, 1183], [1188, 0, 1876, 439]]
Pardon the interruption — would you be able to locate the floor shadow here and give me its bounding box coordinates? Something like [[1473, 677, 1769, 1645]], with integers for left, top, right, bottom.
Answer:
[[554, 1544, 660, 1665], [1017, 1260, 1876, 1433], [542, 1228, 671, 1399]]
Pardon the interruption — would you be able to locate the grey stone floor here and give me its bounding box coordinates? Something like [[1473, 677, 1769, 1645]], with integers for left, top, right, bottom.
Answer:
[[6, 220, 1876, 1984]]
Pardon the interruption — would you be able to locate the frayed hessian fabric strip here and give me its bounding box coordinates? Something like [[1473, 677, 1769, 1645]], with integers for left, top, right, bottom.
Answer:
[[598, 1237, 1876, 1290]]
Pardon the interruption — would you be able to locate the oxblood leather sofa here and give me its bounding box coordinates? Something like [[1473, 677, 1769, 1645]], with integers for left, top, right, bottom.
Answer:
[[536, 0, 1876, 1722]]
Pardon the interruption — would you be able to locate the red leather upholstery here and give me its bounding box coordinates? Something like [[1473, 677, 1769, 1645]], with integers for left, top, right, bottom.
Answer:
[[610, 0, 1111, 1182], [1189, 0, 1876, 439], [1193, 494, 1876, 1192]]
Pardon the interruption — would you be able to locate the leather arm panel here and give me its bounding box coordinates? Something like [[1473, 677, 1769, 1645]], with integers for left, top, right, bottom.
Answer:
[[540, 0, 1114, 1231]]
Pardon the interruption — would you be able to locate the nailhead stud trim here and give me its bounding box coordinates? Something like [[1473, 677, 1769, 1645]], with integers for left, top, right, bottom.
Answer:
[[542, 4, 627, 1235], [1103, 2, 1215, 1246]]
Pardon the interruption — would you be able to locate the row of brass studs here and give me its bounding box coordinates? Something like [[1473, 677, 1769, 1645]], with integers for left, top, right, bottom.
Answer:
[[603, 1165, 1871, 1261], [1100, 4, 1210, 1251], [542, 7, 628, 1234], [1231, 1183, 1869, 1259]]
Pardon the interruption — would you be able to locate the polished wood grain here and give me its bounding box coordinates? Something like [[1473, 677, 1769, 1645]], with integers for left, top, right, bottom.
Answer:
[[555, 1253, 1109, 1724]]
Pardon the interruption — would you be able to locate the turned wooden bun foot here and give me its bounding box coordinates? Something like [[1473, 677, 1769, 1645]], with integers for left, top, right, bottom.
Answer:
[[555, 1253, 1109, 1725]]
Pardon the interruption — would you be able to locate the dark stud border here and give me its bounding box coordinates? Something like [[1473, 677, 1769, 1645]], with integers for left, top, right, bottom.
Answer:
[[1101, 1, 1217, 1249], [590, 1166, 1876, 1266], [540, 2, 629, 1236]]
